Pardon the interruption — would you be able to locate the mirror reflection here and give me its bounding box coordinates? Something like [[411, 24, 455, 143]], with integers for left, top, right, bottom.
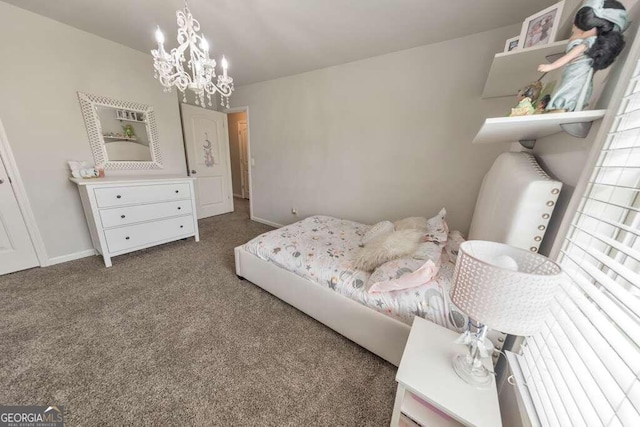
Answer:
[[96, 106, 152, 161]]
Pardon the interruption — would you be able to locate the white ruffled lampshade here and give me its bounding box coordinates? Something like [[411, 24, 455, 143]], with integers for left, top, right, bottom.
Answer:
[[450, 241, 563, 336]]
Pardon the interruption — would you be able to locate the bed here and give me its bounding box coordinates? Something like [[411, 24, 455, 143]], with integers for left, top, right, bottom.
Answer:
[[234, 152, 562, 366]]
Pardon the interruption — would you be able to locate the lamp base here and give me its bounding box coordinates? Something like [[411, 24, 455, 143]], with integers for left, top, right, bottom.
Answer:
[[453, 354, 493, 389]]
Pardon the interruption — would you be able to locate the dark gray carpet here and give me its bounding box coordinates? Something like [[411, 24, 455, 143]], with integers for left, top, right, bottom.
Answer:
[[0, 198, 396, 426]]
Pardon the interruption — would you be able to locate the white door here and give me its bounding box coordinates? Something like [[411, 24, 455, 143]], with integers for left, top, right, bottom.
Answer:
[[0, 153, 38, 275], [238, 121, 250, 199], [180, 104, 234, 219]]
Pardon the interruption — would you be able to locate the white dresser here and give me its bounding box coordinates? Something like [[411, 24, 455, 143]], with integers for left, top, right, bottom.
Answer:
[[71, 176, 199, 267]]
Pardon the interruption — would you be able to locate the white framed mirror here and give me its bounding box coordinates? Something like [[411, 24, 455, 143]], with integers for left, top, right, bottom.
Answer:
[[77, 92, 163, 169]]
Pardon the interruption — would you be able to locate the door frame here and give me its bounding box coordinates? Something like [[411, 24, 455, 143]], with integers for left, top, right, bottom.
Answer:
[[0, 119, 48, 266], [237, 119, 249, 199], [224, 106, 253, 219]]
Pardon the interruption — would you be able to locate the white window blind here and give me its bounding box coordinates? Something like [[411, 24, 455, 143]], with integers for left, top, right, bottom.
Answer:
[[517, 60, 640, 427]]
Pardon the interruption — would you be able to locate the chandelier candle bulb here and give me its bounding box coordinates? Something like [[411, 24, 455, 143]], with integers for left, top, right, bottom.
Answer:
[[201, 37, 209, 54], [222, 56, 228, 78], [155, 26, 164, 46]]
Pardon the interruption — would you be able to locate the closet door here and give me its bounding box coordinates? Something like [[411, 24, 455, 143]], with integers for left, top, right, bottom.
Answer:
[[180, 103, 234, 219], [0, 152, 38, 275]]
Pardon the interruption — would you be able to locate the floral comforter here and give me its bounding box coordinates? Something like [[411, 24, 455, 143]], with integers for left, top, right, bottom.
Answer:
[[242, 215, 467, 331]]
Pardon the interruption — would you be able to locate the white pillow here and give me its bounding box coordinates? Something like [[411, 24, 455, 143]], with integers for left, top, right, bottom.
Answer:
[[443, 230, 465, 263], [367, 256, 426, 288], [425, 208, 448, 243], [354, 229, 424, 272], [362, 220, 395, 245]]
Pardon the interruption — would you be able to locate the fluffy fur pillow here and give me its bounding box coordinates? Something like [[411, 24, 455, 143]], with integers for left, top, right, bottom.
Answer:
[[413, 241, 445, 261], [362, 220, 395, 245], [394, 216, 427, 231], [354, 229, 424, 272]]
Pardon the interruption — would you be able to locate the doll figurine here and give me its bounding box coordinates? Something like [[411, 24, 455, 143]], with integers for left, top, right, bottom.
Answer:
[[538, 0, 628, 112], [122, 124, 136, 139], [534, 95, 552, 114], [510, 81, 543, 116]]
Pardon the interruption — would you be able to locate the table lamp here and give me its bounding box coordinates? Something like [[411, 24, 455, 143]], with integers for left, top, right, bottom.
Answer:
[[449, 240, 562, 388]]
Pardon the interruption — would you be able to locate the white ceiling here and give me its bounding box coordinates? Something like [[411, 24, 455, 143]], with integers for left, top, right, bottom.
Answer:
[[3, 0, 557, 85]]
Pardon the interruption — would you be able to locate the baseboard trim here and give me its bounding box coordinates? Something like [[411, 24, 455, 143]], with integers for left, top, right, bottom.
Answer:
[[47, 249, 98, 266], [250, 216, 284, 228]]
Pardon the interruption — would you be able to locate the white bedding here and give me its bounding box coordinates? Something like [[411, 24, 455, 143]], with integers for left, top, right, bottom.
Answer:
[[242, 215, 467, 332]]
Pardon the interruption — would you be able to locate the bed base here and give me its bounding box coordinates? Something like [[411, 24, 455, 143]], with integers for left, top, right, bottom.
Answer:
[[234, 246, 411, 366]]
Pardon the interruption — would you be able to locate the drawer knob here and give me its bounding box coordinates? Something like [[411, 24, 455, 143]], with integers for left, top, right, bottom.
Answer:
[[117, 195, 122, 199], [180, 225, 184, 228], [121, 215, 126, 219], [125, 236, 130, 240], [175, 190, 179, 193], [178, 207, 182, 210]]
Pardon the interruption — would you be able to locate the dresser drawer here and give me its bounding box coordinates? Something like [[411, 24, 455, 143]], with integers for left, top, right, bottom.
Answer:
[[94, 183, 191, 208], [99, 200, 193, 228], [104, 215, 195, 253]]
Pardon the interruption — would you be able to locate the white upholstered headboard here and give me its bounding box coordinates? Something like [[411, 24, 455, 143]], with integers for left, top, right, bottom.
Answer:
[[468, 152, 562, 253]]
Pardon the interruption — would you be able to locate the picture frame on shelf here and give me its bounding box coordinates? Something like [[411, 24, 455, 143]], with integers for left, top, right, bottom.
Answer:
[[519, 1, 564, 49], [504, 36, 520, 53]]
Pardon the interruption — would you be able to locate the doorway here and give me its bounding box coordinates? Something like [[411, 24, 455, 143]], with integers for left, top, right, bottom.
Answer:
[[227, 111, 250, 200]]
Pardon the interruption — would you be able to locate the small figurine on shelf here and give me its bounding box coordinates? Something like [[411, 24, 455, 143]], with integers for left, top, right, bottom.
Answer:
[[68, 161, 99, 179], [509, 81, 543, 117], [534, 95, 552, 114], [538, 0, 628, 113], [122, 124, 136, 139]]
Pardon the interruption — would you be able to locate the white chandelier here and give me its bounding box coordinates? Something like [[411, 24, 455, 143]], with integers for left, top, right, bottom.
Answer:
[[151, 1, 234, 109]]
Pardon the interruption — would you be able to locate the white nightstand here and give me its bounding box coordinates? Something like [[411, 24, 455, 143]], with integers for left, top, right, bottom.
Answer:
[[390, 317, 502, 427]]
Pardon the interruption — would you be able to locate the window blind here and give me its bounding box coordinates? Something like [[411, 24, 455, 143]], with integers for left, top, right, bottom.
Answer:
[[516, 60, 640, 427]]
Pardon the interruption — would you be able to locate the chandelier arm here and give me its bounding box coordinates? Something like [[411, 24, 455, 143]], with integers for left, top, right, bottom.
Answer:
[[203, 83, 226, 97]]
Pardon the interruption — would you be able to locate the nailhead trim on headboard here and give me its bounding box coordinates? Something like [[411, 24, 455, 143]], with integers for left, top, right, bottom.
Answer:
[[522, 152, 552, 180], [523, 153, 560, 251]]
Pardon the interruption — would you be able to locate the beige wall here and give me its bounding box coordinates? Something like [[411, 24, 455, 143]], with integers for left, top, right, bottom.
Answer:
[[228, 112, 246, 197], [0, 2, 187, 262], [231, 25, 520, 232]]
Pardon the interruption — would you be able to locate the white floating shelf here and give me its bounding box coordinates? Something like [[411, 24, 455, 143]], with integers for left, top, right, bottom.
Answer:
[[481, 0, 584, 99], [103, 135, 138, 141], [482, 40, 568, 99], [117, 118, 146, 124], [472, 110, 607, 145]]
